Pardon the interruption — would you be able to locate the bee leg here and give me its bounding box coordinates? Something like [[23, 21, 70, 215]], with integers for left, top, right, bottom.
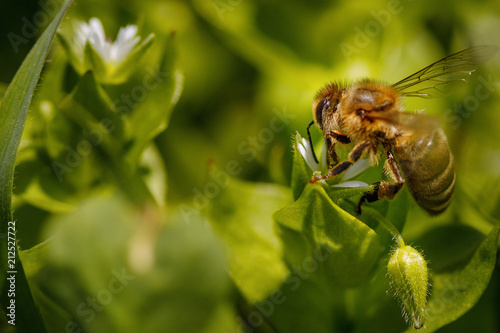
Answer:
[[356, 148, 404, 214], [306, 121, 319, 164], [325, 136, 339, 168], [356, 182, 381, 214], [328, 130, 351, 144], [322, 130, 351, 167], [384, 149, 404, 186], [318, 141, 372, 180], [356, 181, 404, 214]]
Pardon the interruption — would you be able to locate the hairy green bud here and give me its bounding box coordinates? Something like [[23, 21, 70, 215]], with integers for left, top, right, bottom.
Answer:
[[387, 245, 428, 329]]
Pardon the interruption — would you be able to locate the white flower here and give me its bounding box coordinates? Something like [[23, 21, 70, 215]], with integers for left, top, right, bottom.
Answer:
[[75, 18, 141, 66], [332, 179, 369, 188], [59, 17, 155, 84], [295, 132, 370, 188], [297, 136, 320, 172]]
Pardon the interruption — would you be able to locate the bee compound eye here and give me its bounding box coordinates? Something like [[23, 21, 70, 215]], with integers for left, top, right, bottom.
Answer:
[[316, 98, 330, 113], [314, 98, 330, 125]]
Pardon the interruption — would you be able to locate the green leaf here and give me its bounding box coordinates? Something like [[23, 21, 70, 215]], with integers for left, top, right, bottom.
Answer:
[[125, 33, 183, 167], [60, 71, 125, 140], [58, 71, 154, 205], [0, 1, 74, 332], [140, 145, 167, 206], [204, 176, 291, 302], [19, 242, 73, 332], [13, 145, 102, 214], [414, 225, 486, 273], [13, 158, 78, 213], [347, 260, 408, 333], [274, 182, 385, 289], [13, 64, 117, 210], [84, 41, 109, 81], [0, 83, 7, 100], [57, 31, 86, 75], [406, 225, 500, 333], [45, 110, 79, 158], [324, 184, 374, 201], [32, 196, 238, 333], [258, 278, 336, 333]]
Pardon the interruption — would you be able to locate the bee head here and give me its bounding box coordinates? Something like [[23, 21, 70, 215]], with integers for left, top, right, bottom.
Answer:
[[312, 83, 343, 130]]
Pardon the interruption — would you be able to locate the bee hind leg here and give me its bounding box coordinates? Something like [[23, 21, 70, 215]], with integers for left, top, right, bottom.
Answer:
[[356, 181, 404, 214], [356, 147, 404, 214]]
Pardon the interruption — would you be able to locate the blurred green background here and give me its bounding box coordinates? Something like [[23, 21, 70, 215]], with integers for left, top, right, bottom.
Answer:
[[1, 0, 500, 332]]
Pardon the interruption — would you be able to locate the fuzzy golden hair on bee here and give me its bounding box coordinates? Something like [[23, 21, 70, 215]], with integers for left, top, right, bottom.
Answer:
[[338, 80, 404, 145], [313, 81, 340, 99]]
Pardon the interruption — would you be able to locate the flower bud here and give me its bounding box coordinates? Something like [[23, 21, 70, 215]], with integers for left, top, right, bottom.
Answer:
[[387, 245, 428, 329]]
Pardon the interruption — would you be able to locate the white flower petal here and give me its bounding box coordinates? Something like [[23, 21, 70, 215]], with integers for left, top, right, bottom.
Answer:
[[294, 134, 318, 172], [341, 158, 370, 181], [83, 18, 112, 63], [111, 38, 140, 64], [116, 25, 138, 43], [88, 18, 105, 37], [111, 25, 140, 63], [73, 18, 143, 66], [87, 19, 106, 47], [300, 137, 310, 150], [300, 138, 319, 171], [333, 181, 369, 188], [297, 141, 308, 160]]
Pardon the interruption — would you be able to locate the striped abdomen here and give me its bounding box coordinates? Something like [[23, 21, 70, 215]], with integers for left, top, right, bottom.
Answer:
[[394, 128, 455, 215]]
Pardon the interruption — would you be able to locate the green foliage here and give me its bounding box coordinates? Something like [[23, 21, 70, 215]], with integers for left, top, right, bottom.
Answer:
[[274, 183, 384, 288], [21, 196, 238, 333], [205, 177, 291, 303], [1, 0, 500, 332], [409, 225, 500, 333], [0, 1, 74, 331]]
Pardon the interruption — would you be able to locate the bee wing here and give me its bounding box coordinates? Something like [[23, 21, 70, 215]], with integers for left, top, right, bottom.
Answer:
[[365, 111, 441, 137], [392, 45, 499, 98]]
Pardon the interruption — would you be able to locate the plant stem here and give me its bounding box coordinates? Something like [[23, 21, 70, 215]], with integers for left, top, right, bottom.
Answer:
[[368, 208, 406, 248]]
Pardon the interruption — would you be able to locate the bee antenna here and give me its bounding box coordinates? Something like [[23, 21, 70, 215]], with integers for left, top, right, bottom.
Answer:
[[306, 120, 319, 164]]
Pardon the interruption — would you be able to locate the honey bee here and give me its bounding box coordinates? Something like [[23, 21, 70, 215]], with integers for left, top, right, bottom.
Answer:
[[309, 46, 498, 215]]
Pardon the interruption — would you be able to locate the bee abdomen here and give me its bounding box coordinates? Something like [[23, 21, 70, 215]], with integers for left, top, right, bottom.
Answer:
[[395, 129, 455, 215]]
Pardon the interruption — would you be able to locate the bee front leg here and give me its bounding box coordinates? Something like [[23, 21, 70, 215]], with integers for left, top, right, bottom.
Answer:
[[326, 130, 350, 168], [357, 148, 404, 214], [325, 136, 339, 168], [328, 130, 351, 144], [316, 140, 372, 181]]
